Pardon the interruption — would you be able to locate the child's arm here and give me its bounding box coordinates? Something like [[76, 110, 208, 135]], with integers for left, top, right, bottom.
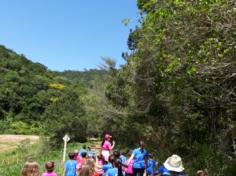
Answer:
[[111, 141, 115, 149], [122, 163, 128, 168], [127, 154, 134, 164]]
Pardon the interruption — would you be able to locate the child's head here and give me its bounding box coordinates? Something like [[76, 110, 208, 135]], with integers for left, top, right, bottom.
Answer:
[[81, 151, 87, 158], [74, 150, 79, 159], [97, 153, 103, 160], [139, 140, 145, 149], [148, 153, 153, 159], [21, 160, 39, 176], [80, 165, 92, 176], [86, 159, 95, 170], [113, 159, 121, 168], [68, 152, 75, 160], [97, 153, 106, 164], [108, 155, 115, 165], [113, 150, 120, 158], [45, 161, 55, 173]]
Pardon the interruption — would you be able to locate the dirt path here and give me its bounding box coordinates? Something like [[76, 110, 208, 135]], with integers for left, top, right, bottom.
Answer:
[[0, 134, 40, 153]]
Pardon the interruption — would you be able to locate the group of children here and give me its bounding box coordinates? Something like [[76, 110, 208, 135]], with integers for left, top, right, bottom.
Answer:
[[21, 160, 57, 176], [65, 147, 153, 176], [21, 141, 208, 176]]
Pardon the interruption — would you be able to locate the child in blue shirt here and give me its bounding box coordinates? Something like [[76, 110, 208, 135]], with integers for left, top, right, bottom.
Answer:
[[64, 152, 77, 176], [146, 154, 157, 176], [103, 155, 114, 174], [106, 159, 122, 176]]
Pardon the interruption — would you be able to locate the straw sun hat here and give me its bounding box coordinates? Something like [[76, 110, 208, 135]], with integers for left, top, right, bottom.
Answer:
[[164, 154, 184, 172]]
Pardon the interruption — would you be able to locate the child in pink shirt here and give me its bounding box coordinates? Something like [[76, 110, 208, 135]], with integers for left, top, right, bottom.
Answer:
[[125, 152, 134, 176], [41, 161, 57, 176]]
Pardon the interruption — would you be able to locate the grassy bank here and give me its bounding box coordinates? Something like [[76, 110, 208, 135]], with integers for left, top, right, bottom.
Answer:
[[0, 138, 89, 176]]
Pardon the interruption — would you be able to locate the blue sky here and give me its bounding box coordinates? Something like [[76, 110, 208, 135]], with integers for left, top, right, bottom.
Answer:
[[0, 0, 139, 71]]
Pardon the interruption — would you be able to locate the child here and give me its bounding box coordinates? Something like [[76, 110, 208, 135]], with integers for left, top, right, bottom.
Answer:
[[77, 152, 88, 171], [79, 145, 87, 157], [87, 147, 96, 158], [64, 152, 77, 176], [42, 161, 57, 176], [124, 151, 134, 176], [79, 164, 92, 176], [74, 150, 79, 160], [102, 155, 114, 174], [106, 159, 121, 176], [86, 159, 99, 176], [21, 160, 40, 176], [146, 154, 157, 176], [96, 154, 105, 176], [120, 151, 127, 165]]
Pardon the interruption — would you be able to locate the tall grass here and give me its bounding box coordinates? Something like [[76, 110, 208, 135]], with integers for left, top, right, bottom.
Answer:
[[0, 138, 89, 176]]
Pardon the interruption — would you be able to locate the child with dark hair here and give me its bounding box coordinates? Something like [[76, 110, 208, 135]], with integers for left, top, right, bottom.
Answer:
[[42, 161, 57, 176], [96, 154, 105, 176], [77, 151, 88, 174], [64, 152, 77, 176], [102, 155, 114, 174], [113, 150, 120, 160], [106, 159, 123, 176], [113, 150, 123, 176], [146, 154, 157, 176], [97, 153, 106, 165], [80, 145, 88, 157], [120, 151, 127, 165]]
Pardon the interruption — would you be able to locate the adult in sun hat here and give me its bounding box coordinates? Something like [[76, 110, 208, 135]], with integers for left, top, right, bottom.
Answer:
[[157, 154, 185, 176], [196, 170, 207, 176], [101, 133, 115, 161]]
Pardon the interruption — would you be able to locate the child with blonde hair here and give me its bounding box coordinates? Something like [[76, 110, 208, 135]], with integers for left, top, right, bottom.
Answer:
[[21, 160, 40, 176]]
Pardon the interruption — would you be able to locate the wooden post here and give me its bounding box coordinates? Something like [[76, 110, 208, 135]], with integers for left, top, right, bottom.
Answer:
[[62, 134, 70, 162]]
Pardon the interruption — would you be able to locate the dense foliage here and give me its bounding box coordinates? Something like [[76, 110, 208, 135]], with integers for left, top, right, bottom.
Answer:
[[103, 0, 236, 175], [0, 45, 87, 144]]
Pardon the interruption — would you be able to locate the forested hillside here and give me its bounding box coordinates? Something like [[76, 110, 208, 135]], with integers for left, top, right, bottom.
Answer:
[[0, 45, 88, 145]]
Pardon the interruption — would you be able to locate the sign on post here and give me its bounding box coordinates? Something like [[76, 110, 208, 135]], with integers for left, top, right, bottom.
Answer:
[[62, 134, 70, 162]]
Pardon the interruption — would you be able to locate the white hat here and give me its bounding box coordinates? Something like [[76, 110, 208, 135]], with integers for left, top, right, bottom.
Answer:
[[163, 154, 184, 172]]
